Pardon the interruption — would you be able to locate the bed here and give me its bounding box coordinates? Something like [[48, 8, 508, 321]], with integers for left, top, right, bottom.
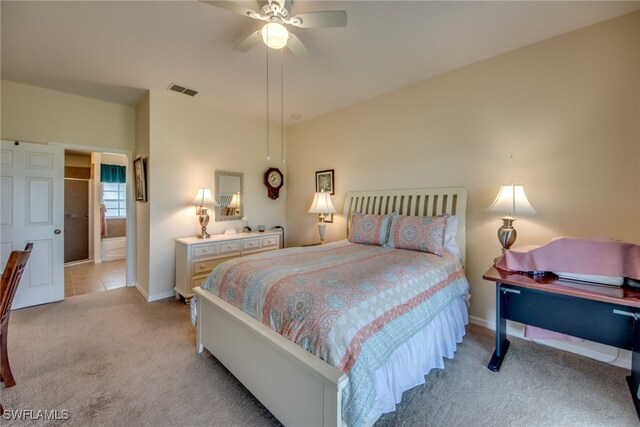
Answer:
[[192, 187, 468, 426]]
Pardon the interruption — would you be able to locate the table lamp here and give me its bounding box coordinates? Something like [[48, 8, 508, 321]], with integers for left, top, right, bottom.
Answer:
[[308, 192, 336, 244], [487, 183, 535, 253], [192, 188, 218, 239], [228, 192, 241, 215]]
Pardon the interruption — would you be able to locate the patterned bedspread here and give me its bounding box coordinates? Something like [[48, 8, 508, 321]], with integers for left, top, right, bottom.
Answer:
[[201, 240, 469, 426]]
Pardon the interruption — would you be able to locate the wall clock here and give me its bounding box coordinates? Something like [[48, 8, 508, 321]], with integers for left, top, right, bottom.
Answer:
[[264, 168, 284, 200]]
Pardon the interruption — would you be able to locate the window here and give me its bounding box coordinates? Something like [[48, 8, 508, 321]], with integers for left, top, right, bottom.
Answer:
[[102, 182, 126, 218]]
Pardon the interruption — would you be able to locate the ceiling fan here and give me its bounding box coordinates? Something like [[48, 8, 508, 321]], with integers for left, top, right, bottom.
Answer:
[[200, 0, 348, 58]]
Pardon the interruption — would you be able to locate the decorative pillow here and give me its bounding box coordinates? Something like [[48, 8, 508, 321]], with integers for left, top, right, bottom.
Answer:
[[444, 215, 463, 261], [348, 213, 392, 246], [387, 215, 447, 256]]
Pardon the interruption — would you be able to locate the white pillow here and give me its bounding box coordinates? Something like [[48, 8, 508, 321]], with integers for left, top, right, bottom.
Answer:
[[444, 215, 462, 261]]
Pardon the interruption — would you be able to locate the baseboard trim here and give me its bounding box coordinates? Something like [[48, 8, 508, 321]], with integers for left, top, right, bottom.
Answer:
[[134, 282, 149, 300], [469, 315, 631, 369], [147, 291, 176, 302], [133, 283, 174, 302]]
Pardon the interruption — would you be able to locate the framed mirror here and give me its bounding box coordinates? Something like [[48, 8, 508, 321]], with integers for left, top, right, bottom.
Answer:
[[215, 170, 243, 221]]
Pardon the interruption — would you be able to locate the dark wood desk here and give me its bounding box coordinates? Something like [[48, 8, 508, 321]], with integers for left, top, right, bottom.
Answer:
[[483, 266, 640, 418]]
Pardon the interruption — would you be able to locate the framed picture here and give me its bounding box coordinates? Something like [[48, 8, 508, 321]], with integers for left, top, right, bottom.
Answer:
[[315, 169, 334, 195], [315, 169, 334, 223], [134, 157, 147, 202]]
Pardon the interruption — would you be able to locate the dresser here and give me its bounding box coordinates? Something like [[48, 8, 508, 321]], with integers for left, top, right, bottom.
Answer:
[[174, 231, 281, 300]]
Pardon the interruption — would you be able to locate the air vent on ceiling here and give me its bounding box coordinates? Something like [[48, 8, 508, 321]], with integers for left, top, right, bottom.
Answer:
[[168, 83, 198, 97]]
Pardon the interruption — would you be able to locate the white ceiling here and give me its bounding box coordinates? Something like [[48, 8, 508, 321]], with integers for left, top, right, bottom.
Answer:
[[2, 1, 639, 125]]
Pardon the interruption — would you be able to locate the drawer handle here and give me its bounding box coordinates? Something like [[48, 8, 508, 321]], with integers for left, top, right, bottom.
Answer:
[[613, 309, 640, 320], [202, 249, 208, 253], [501, 288, 520, 295]]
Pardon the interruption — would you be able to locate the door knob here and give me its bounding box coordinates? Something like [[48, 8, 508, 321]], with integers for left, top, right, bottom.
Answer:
[[54, 229, 62, 234]]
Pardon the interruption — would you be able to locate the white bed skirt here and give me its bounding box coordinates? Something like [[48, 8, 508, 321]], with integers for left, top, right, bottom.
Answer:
[[367, 295, 468, 421], [191, 294, 468, 425]]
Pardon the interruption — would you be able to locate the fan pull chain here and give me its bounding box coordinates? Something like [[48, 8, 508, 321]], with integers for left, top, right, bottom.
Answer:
[[280, 48, 284, 163], [266, 38, 270, 161]]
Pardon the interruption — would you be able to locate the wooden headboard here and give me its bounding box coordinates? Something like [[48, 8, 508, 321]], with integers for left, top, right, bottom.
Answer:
[[343, 187, 468, 265]]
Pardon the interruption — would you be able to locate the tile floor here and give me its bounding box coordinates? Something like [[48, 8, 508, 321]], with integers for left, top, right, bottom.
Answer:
[[64, 259, 127, 297]]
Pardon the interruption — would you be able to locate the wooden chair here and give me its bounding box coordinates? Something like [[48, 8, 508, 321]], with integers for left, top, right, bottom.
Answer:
[[0, 243, 33, 388]]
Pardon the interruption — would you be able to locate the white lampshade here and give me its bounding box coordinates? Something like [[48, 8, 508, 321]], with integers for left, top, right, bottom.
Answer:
[[228, 192, 241, 209], [487, 184, 535, 217], [308, 192, 336, 215], [261, 22, 289, 49], [192, 188, 218, 206]]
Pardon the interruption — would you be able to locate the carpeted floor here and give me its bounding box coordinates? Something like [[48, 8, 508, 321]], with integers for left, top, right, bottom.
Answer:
[[1, 287, 637, 426]]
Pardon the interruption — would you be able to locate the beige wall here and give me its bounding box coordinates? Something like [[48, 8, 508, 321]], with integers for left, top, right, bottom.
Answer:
[[101, 153, 127, 166], [286, 11, 640, 330], [1, 80, 135, 150], [145, 90, 287, 299]]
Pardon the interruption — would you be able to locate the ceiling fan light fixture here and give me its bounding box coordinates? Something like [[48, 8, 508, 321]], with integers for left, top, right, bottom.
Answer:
[[261, 22, 289, 49]]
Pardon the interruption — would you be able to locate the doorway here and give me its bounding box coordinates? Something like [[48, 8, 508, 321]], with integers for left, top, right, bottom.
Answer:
[[63, 149, 131, 298]]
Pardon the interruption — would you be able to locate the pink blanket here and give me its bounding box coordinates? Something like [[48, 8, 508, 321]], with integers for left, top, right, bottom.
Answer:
[[495, 237, 640, 280]]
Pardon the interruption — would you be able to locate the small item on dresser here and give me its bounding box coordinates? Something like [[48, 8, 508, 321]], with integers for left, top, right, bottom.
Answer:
[[224, 229, 236, 236], [243, 226, 252, 232], [258, 225, 265, 232], [524, 270, 547, 278]]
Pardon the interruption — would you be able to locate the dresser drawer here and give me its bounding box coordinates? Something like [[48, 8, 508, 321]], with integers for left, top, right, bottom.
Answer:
[[220, 241, 241, 254], [193, 243, 218, 258], [191, 275, 209, 289], [243, 238, 261, 250], [262, 236, 279, 248], [192, 258, 220, 276], [192, 255, 239, 276]]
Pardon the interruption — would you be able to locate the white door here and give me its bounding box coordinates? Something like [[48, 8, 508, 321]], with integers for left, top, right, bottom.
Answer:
[[1, 140, 64, 309]]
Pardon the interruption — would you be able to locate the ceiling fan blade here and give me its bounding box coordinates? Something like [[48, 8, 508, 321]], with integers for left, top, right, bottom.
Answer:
[[235, 31, 262, 52], [200, 1, 263, 20], [288, 10, 347, 28], [287, 33, 312, 59]]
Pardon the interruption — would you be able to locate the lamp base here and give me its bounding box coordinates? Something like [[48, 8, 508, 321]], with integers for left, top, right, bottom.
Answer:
[[496, 216, 517, 259], [197, 210, 211, 239], [197, 229, 210, 239], [317, 222, 327, 244]]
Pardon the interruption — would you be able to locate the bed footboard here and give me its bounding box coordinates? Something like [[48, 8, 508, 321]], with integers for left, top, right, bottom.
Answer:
[[194, 286, 348, 427]]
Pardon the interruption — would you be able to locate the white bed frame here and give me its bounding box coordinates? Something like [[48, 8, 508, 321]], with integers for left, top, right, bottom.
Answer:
[[194, 187, 467, 426]]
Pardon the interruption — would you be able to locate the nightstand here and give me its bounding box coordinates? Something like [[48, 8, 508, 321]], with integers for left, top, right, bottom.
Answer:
[[174, 231, 281, 300]]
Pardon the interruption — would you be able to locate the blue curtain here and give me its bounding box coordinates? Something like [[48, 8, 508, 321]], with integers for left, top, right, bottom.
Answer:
[[100, 164, 126, 183]]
